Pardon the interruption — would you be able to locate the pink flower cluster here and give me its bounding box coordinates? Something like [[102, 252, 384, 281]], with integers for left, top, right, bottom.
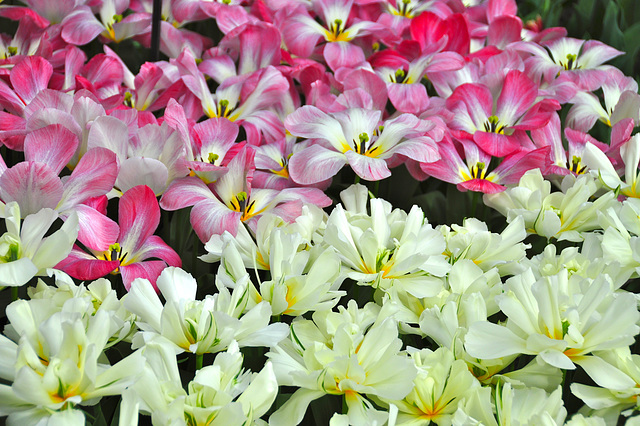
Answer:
[[0, 0, 637, 288]]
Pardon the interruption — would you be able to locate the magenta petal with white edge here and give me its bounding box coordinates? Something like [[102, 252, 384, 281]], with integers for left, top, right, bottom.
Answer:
[[288, 145, 347, 185], [74, 204, 120, 251], [57, 147, 118, 212], [120, 260, 169, 292], [9, 56, 53, 105], [191, 198, 241, 241], [446, 83, 493, 132], [160, 177, 215, 211], [118, 185, 161, 255], [0, 162, 63, 216], [23, 125, 78, 175], [345, 150, 391, 181], [495, 70, 537, 125]]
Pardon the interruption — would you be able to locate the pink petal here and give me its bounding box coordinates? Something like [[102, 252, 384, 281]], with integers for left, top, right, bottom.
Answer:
[[58, 147, 118, 211], [458, 179, 506, 193], [387, 83, 429, 114], [0, 79, 27, 114], [288, 144, 347, 185], [512, 98, 560, 130], [56, 248, 119, 281], [191, 198, 241, 241], [342, 69, 389, 112], [495, 70, 537, 125], [323, 41, 366, 72], [473, 132, 522, 157], [446, 83, 493, 132], [120, 260, 169, 292], [193, 117, 239, 155], [132, 235, 181, 267], [487, 16, 522, 49], [281, 14, 324, 57], [391, 137, 440, 163], [61, 7, 105, 45], [0, 162, 63, 216], [160, 176, 214, 211], [112, 13, 151, 41], [23, 124, 78, 175], [10, 56, 53, 105], [493, 146, 551, 184], [285, 105, 346, 148], [74, 204, 120, 251], [232, 23, 282, 75], [345, 150, 391, 181], [118, 185, 161, 254]]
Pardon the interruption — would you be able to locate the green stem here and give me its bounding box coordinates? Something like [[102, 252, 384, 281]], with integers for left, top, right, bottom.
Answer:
[[196, 353, 203, 370], [373, 180, 380, 198], [354, 175, 360, 184], [11, 286, 18, 301]]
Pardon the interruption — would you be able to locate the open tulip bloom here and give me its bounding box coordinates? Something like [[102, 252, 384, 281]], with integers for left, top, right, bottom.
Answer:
[[3, 0, 640, 424]]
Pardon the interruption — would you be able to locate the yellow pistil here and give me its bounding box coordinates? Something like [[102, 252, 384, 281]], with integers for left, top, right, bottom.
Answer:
[[482, 115, 507, 134], [325, 19, 352, 42], [569, 156, 587, 175], [460, 162, 490, 181], [229, 191, 264, 222]]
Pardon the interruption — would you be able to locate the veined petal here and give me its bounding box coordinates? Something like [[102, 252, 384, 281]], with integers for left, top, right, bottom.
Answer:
[[389, 137, 440, 163], [0, 162, 63, 216], [10, 56, 52, 105], [118, 185, 161, 255], [160, 176, 215, 211], [74, 204, 119, 251], [289, 145, 347, 184], [190, 198, 242, 241], [61, 6, 105, 45], [473, 132, 521, 157], [129, 235, 181, 268], [495, 70, 537, 125], [323, 41, 365, 72], [345, 150, 391, 181], [57, 147, 118, 212], [387, 83, 429, 114], [285, 106, 348, 151], [446, 83, 493, 132], [23, 125, 78, 175]]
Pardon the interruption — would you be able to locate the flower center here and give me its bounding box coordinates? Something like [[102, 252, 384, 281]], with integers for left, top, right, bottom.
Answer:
[[482, 115, 507, 134]]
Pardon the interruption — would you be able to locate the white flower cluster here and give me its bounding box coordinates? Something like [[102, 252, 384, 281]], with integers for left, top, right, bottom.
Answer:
[[2, 178, 640, 425]]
